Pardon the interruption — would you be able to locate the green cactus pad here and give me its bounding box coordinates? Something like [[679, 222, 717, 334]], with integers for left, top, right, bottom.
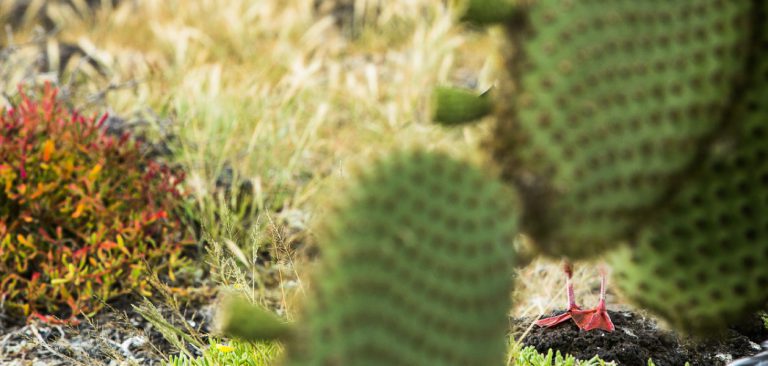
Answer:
[[611, 6, 768, 334], [283, 150, 518, 366], [433, 86, 494, 125], [489, 1, 754, 258]]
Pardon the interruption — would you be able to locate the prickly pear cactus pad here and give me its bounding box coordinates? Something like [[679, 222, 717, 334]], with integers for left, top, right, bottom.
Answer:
[[487, 1, 754, 258], [611, 5, 768, 334], [283, 150, 519, 366], [433, 87, 493, 125]]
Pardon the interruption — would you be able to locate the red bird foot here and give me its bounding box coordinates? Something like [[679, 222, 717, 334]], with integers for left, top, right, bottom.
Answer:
[[571, 299, 615, 332], [535, 262, 585, 328], [535, 304, 582, 328], [535, 262, 615, 332]]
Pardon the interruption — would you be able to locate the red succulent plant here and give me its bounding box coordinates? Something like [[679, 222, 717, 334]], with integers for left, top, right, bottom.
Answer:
[[0, 84, 193, 321]]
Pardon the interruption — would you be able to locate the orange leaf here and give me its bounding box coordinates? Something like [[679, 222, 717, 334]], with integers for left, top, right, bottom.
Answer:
[[87, 164, 102, 182], [42, 139, 55, 162], [98, 241, 118, 251], [17, 234, 33, 248], [28, 183, 45, 199], [71, 203, 85, 218], [73, 247, 89, 258]]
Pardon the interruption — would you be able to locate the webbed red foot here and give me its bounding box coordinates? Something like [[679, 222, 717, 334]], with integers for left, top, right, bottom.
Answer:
[[535, 262, 615, 332], [535, 262, 581, 328], [535, 304, 582, 328], [572, 299, 614, 332], [572, 267, 614, 332]]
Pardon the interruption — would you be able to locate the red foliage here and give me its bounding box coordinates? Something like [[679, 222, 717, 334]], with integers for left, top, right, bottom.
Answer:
[[0, 84, 193, 319]]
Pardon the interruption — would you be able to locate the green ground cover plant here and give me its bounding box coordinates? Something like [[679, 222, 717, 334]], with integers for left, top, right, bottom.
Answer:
[[510, 346, 612, 366], [165, 339, 280, 366], [762, 312, 768, 331], [168, 343, 618, 366]]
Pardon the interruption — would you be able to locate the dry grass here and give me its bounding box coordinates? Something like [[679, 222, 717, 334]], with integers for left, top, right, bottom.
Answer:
[[1, 1, 632, 362], [4, 0, 491, 299]]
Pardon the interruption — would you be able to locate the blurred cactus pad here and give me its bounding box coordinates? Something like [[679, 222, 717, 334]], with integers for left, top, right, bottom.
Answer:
[[0, 85, 193, 318], [610, 2, 768, 334], [433, 0, 768, 335], [454, 0, 759, 258], [287, 150, 519, 365], [222, 150, 519, 365]]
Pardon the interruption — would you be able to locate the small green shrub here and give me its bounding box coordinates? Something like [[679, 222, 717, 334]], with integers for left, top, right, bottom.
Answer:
[[165, 339, 280, 366], [509, 345, 684, 366], [762, 312, 768, 330], [0, 84, 193, 319], [510, 345, 613, 366]]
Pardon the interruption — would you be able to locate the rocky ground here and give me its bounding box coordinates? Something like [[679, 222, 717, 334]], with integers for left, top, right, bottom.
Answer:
[[0, 296, 215, 366], [4, 304, 766, 365], [0, 254, 293, 366], [514, 310, 768, 366]]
